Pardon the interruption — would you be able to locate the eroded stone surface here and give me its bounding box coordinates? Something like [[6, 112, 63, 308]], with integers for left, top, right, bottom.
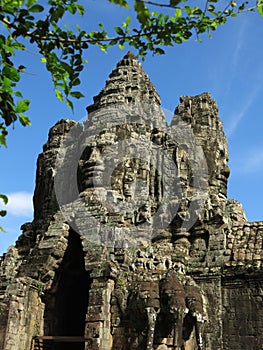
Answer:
[[0, 52, 263, 350]]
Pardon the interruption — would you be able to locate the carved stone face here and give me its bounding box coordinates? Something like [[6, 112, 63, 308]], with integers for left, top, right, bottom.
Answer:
[[173, 93, 230, 198], [189, 237, 207, 261], [111, 158, 149, 201], [78, 130, 117, 191], [79, 145, 105, 190], [77, 125, 165, 231], [212, 138, 230, 198]]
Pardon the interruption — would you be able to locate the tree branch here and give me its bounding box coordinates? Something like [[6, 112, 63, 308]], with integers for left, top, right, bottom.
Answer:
[[139, 0, 179, 9], [1, 2, 259, 48]]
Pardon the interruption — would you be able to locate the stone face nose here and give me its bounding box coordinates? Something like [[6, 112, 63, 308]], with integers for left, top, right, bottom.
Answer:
[[221, 163, 230, 178]]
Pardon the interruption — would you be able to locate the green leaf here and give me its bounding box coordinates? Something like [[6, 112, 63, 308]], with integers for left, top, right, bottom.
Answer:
[[11, 41, 25, 50], [210, 20, 218, 30], [60, 62, 72, 74], [70, 91, 85, 99], [175, 8, 182, 18], [50, 5, 65, 22], [55, 89, 64, 101], [3, 66, 20, 82], [3, 77, 11, 90], [0, 134, 7, 147], [76, 4, 85, 15], [0, 195, 8, 205], [66, 98, 73, 110], [71, 78, 81, 86], [19, 114, 31, 126], [183, 5, 192, 15], [16, 100, 30, 113], [3, 44, 14, 55], [14, 91, 23, 98], [134, 0, 150, 26], [29, 4, 44, 12], [207, 5, 215, 12], [26, 0, 37, 6], [18, 65, 26, 71], [0, 210, 7, 217], [109, 0, 129, 8], [155, 48, 165, 55], [258, 4, 263, 16], [115, 26, 124, 35], [67, 4, 76, 14], [170, 0, 181, 6], [193, 7, 203, 15]]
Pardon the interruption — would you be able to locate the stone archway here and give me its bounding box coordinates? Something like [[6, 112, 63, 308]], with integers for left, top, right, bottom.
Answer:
[[43, 229, 92, 350]]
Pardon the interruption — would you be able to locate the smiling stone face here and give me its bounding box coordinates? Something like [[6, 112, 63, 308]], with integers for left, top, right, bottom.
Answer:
[[172, 92, 230, 198], [76, 123, 167, 233]]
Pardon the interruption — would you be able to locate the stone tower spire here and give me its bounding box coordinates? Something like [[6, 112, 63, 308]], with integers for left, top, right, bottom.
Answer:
[[87, 51, 161, 113]]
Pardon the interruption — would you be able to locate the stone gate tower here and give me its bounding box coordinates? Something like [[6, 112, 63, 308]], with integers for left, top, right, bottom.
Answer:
[[0, 52, 263, 350]]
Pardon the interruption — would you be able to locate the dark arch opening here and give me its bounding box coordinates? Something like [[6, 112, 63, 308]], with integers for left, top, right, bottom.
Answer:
[[44, 229, 92, 350]]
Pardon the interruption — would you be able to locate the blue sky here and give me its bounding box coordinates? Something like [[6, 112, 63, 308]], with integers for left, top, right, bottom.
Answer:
[[1, 1, 263, 254]]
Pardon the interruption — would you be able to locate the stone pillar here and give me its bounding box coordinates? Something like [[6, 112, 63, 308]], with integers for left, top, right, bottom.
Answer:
[[194, 275, 222, 349], [1, 277, 44, 350], [86, 276, 114, 350]]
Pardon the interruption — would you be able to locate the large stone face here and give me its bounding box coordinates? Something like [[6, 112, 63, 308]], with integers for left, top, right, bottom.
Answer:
[[0, 52, 263, 350]]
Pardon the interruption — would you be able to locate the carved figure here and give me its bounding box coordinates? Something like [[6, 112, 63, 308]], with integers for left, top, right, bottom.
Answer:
[[158, 271, 206, 350], [159, 272, 188, 349]]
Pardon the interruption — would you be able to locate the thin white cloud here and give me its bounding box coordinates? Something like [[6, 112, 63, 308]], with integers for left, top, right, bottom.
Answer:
[[230, 143, 263, 175], [242, 148, 263, 173], [232, 21, 246, 71], [224, 18, 247, 97], [0, 192, 33, 218], [226, 82, 261, 137]]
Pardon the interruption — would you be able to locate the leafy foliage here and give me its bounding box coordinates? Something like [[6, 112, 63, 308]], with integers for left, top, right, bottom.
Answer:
[[0, 0, 262, 147], [0, 0, 262, 226], [0, 194, 8, 232]]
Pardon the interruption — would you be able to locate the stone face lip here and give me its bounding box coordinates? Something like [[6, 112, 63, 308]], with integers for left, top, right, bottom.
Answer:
[[0, 53, 263, 350]]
